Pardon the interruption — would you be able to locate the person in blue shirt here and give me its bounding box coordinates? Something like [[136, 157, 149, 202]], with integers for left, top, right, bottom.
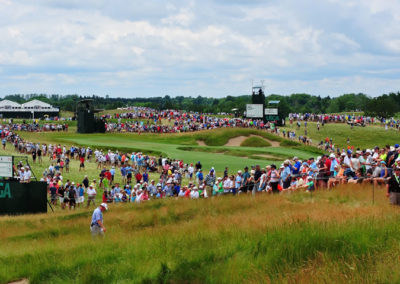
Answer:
[[110, 166, 116, 184], [197, 169, 204, 184], [281, 160, 292, 189], [292, 157, 301, 176], [142, 170, 149, 183], [90, 203, 108, 237], [120, 166, 127, 183]]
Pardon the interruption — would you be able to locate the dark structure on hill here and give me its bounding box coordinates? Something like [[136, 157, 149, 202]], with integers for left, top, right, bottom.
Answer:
[[245, 84, 285, 126], [76, 99, 106, 133]]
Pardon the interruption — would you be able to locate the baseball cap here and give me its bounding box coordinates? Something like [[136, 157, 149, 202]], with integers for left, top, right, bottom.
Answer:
[[100, 203, 108, 210], [395, 144, 399, 149]]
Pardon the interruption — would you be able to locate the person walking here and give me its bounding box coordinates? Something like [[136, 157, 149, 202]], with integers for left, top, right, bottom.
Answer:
[[204, 169, 216, 198], [387, 167, 400, 205], [90, 203, 108, 237]]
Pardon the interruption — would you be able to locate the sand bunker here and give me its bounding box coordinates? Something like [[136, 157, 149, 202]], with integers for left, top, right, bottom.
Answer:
[[8, 279, 29, 284], [225, 135, 280, 147], [197, 140, 207, 146]]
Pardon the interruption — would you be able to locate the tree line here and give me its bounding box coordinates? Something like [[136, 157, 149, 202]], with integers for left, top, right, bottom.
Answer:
[[2, 92, 400, 118]]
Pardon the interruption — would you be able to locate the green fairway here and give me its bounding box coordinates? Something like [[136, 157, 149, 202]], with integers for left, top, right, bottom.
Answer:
[[283, 122, 400, 149], [15, 128, 320, 173]]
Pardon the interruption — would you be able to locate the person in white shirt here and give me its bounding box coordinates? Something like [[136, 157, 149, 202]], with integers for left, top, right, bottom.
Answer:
[[223, 176, 233, 194], [188, 163, 194, 180], [24, 166, 32, 183], [86, 185, 97, 208], [190, 187, 199, 199], [19, 168, 25, 183]]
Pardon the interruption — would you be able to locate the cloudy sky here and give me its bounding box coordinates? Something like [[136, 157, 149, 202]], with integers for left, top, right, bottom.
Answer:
[[0, 0, 399, 98]]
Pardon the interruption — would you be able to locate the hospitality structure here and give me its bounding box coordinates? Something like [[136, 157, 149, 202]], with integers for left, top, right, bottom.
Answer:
[[0, 99, 59, 118]]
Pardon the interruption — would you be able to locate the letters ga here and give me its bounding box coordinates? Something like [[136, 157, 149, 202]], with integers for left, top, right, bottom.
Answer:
[[0, 183, 12, 199]]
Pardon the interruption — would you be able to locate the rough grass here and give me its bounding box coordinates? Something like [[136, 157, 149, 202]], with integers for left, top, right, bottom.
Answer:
[[240, 136, 271, 147], [0, 185, 399, 283], [193, 128, 282, 146]]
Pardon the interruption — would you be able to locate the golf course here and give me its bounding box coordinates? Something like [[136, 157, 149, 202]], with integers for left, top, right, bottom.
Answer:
[[1, 120, 400, 283]]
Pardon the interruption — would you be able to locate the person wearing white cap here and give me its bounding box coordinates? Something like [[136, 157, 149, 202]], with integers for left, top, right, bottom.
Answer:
[[24, 166, 32, 183], [90, 203, 108, 237]]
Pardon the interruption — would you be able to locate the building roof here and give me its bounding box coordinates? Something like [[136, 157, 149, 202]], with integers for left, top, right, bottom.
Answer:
[[0, 100, 22, 108], [0, 99, 59, 112], [21, 99, 52, 108]]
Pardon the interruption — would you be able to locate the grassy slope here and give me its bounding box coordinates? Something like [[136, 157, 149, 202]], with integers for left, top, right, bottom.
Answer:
[[1, 186, 400, 283], [283, 122, 400, 149]]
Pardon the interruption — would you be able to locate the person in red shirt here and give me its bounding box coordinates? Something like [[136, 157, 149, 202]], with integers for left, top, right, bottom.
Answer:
[[135, 172, 142, 184], [79, 155, 85, 171], [104, 169, 112, 181]]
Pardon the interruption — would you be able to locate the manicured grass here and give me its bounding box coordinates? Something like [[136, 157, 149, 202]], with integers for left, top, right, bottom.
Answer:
[[240, 136, 271, 147], [0, 186, 399, 283], [15, 128, 319, 173]]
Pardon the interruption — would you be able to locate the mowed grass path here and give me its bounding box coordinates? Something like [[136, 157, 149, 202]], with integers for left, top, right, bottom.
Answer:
[[284, 122, 400, 149], [1, 186, 400, 283]]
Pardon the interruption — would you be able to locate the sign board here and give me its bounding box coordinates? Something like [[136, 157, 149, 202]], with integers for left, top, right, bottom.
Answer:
[[265, 108, 278, 115], [0, 181, 47, 215], [0, 156, 13, 178], [246, 104, 263, 118], [265, 115, 280, 121]]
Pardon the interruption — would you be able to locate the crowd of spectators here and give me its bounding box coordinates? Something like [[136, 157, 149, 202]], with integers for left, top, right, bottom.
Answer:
[[2, 126, 400, 208]]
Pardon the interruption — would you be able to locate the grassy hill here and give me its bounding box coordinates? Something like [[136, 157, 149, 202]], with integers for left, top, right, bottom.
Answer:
[[1, 186, 399, 283]]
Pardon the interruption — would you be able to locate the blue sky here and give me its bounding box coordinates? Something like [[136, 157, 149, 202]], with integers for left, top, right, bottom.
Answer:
[[0, 0, 399, 98]]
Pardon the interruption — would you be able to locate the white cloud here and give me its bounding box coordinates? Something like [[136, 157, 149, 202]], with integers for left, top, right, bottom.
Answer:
[[0, 0, 399, 97]]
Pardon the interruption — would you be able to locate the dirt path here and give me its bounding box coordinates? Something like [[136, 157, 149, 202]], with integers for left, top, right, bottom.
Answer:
[[197, 140, 206, 146], [224, 135, 280, 147], [8, 279, 29, 284]]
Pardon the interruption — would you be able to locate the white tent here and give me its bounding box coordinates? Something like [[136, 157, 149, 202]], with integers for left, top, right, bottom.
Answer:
[[0, 100, 22, 110], [21, 99, 53, 110]]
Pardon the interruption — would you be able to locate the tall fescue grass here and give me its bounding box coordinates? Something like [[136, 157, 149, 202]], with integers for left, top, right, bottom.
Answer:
[[1, 184, 400, 283], [240, 136, 271, 147]]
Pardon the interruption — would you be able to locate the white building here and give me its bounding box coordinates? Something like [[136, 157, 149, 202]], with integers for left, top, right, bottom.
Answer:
[[0, 99, 59, 118]]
